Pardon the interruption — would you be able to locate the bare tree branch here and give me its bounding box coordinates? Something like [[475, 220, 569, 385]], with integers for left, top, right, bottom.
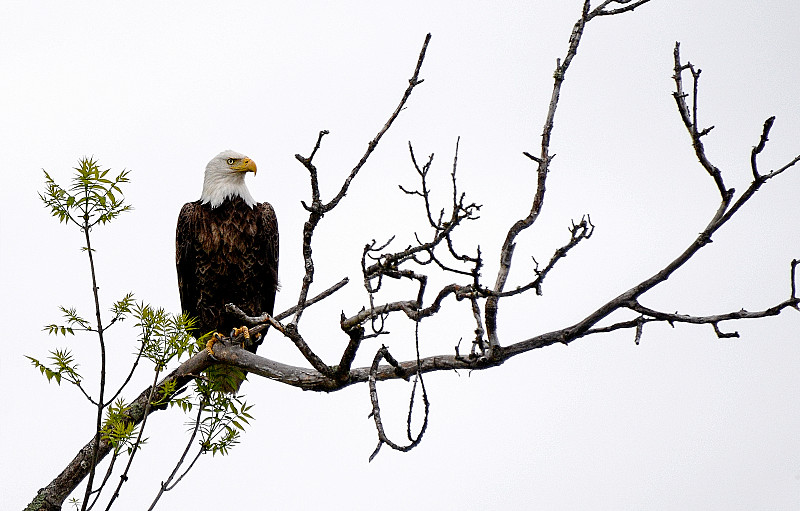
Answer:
[[591, 0, 654, 17], [484, 0, 651, 355], [290, 33, 432, 331], [27, 3, 799, 508], [367, 333, 429, 462], [672, 42, 730, 201]]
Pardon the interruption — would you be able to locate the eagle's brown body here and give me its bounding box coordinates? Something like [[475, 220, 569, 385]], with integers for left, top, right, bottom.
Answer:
[[176, 196, 279, 353]]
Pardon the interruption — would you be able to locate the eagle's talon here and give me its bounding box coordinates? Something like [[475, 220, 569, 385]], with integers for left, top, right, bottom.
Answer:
[[232, 326, 250, 348], [232, 326, 250, 339], [206, 332, 224, 357]]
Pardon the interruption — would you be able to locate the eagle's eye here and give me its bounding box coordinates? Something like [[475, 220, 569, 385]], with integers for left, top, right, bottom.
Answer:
[[226, 158, 235, 165]]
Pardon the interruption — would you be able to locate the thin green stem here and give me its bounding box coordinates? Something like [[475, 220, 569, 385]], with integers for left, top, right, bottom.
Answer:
[[80, 216, 107, 511]]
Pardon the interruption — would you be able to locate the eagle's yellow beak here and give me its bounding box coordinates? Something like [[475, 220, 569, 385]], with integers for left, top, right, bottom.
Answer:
[[233, 157, 257, 176]]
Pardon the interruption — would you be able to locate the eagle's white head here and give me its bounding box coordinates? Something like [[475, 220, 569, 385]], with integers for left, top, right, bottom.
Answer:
[[200, 150, 257, 208]]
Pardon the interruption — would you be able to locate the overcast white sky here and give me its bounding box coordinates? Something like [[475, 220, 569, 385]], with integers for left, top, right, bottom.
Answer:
[[2, 1, 799, 509]]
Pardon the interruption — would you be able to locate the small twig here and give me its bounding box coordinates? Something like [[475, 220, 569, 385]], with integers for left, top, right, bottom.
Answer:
[[592, 0, 653, 17], [367, 320, 430, 462], [584, 298, 800, 339], [633, 317, 644, 345], [750, 117, 775, 179], [491, 215, 594, 299], [85, 452, 118, 510], [672, 42, 731, 201], [226, 277, 350, 326], [103, 343, 147, 408], [712, 322, 739, 339], [75, 381, 99, 407], [469, 296, 486, 356], [147, 401, 205, 510]]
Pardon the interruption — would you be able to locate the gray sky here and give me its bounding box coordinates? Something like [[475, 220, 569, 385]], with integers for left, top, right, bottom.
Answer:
[[2, 1, 799, 509]]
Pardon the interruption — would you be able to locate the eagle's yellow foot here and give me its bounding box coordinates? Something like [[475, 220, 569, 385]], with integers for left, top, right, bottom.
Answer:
[[206, 332, 224, 357], [231, 326, 250, 348]]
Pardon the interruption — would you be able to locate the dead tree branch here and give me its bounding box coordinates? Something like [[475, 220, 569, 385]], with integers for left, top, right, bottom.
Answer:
[[484, 0, 653, 356], [28, 3, 799, 508]]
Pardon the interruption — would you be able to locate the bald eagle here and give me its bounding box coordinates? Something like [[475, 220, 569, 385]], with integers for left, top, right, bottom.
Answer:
[[176, 150, 279, 391]]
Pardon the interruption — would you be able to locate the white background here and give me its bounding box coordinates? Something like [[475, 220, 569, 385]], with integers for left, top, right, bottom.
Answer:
[[2, 1, 799, 509]]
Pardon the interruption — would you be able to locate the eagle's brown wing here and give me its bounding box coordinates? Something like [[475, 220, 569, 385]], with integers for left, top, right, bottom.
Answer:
[[255, 202, 279, 308], [176, 197, 278, 352], [176, 200, 203, 333]]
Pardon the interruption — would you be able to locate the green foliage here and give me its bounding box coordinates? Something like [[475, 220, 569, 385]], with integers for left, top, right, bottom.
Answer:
[[203, 364, 249, 394], [34, 158, 140, 391], [153, 379, 179, 409], [169, 393, 194, 413], [101, 398, 142, 455], [133, 303, 196, 371], [43, 306, 92, 335], [195, 393, 254, 456], [39, 157, 132, 230], [26, 349, 81, 385], [110, 292, 136, 324], [33, 158, 198, 432]]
